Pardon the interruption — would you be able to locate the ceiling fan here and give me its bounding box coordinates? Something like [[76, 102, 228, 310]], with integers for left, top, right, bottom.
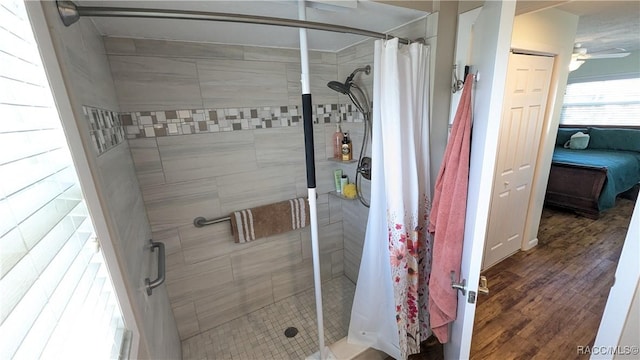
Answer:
[[570, 43, 631, 71]]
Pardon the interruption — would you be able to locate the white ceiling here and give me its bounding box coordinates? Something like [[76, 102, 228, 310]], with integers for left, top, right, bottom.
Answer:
[[80, 0, 428, 52], [78, 0, 639, 55], [556, 1, 640, 55]]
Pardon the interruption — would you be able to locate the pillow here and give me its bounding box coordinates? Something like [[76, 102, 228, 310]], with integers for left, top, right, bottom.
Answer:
[[556, 127, 589, 146], [588, 128, 640, 152], [563, 131, 590, 150]]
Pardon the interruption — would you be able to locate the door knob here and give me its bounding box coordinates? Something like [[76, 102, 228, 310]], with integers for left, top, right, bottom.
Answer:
[[450, 271, 466, 295], [478, 276, 489, 295]]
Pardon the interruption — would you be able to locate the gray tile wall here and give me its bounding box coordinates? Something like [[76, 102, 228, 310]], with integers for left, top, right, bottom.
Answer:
[[336, 41, 375, 283], [106, 17, 429, 336], [105, 37, 382, 340], [104, 37, 342, 112], [129, 125, 347, 339]]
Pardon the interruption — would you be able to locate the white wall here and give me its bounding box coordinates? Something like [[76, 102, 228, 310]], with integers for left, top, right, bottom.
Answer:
[[427, 1, 458, 190], [509, 8, 579, 250], [37, 2, 181, 359], [615, 282, 640, 359]]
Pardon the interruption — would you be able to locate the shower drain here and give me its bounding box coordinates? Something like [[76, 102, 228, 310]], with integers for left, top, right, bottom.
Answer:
[[284, 327, 298, 338]]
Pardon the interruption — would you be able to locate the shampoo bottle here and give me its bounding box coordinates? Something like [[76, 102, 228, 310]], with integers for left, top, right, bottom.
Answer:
[[334, 169, 343, 193], [341, 132, 352, 161], [340, 175, 348, 193], [333, 124, 343, 159]]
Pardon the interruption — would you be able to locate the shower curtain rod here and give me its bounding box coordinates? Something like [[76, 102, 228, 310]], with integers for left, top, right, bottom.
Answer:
[[56, 0, 415, 45]]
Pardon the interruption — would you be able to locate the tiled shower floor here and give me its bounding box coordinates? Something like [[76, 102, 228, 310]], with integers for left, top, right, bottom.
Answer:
[[182, 276, 356, 360]]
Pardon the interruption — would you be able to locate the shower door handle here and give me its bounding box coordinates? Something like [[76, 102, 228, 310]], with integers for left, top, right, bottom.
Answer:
[[145, 239, 166, 296]]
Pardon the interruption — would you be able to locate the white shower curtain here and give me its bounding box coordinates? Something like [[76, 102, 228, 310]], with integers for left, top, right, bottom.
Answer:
[[347, 38, 431, 360]]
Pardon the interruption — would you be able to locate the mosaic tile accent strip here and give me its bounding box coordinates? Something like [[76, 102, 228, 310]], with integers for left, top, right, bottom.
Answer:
[[83, 106, 125, 155], [122, 104, 366, 139], [182, 276, 355, 360]]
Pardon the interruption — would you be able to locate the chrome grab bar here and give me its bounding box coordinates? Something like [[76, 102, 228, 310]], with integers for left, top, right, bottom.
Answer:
[[193, 215, 231, 228], [145, 239, 165, 296]]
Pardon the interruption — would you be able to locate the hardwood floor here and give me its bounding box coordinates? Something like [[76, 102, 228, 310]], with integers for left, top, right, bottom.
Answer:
[[470, 198, 635, 360]]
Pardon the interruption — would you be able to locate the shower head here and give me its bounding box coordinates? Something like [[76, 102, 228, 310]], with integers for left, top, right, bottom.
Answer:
[[327, 65, 372, 114], [327, 81, 351, 95], [327, 65, 372, 95]]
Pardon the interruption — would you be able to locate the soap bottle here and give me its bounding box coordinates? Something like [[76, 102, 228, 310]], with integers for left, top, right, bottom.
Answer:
[[333, 124, 343, 159], [341, 132, 352, 161], [340, 175, 348, 193]]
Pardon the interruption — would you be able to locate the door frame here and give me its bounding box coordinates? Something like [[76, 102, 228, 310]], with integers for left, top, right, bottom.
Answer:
[[24, 2, 141, 357], [591, 199, 640, 359], [444, 2, 516, 359]]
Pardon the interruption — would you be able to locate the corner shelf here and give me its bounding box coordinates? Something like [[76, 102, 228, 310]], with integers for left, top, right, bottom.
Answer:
[[329, 191, 358, 201], [327, 157, 358, 164]]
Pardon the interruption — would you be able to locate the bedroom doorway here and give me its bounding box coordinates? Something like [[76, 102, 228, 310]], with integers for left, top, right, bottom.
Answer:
[[482, 52, 555, 270]]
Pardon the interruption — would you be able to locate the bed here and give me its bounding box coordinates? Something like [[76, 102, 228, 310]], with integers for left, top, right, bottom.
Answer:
[[545, 127, 640, 218]]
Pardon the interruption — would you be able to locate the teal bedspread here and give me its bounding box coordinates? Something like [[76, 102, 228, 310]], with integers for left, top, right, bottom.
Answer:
[[552, 146, 640, 211]]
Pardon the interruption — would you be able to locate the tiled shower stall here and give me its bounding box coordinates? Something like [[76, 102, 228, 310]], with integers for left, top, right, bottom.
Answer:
[[103, 37, 376, 341], [39, 1, 427, 356]]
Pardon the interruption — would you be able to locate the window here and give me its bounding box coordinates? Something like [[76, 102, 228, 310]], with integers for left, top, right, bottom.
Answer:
[[0, 1, 130, 359], [560, 77, 640, 126]]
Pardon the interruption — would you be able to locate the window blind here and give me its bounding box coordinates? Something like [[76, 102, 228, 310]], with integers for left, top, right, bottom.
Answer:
[[560, 77, 640, 126], [0, 1, 130, 359]]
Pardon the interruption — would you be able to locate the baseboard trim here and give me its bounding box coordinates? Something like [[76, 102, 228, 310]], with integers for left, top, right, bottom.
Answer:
[[522, 237, 538, 251]]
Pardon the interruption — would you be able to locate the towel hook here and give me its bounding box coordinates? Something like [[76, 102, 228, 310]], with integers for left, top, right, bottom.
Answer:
[[452, 64, 464, 93]]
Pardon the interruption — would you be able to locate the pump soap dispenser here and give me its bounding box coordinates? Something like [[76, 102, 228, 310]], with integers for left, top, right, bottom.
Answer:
[[333, 124, 343, 159]]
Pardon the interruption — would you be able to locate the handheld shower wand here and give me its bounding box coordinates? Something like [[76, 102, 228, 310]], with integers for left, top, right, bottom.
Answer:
[[326, 65, 372, 207]]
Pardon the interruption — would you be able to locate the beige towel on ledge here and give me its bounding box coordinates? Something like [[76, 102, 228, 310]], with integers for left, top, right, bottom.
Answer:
[[230, 197, 310, 243]]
